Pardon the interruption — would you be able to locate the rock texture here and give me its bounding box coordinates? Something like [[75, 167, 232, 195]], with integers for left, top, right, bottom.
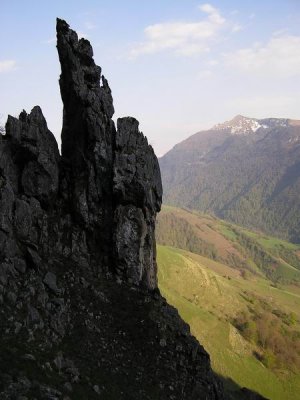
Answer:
[[56, 18, 162, 287], [114, 117, 162, 288], [0, 18, 224, 399], [57, 19, 115, 267]]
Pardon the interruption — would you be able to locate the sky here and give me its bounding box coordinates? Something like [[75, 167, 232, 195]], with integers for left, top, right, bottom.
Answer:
[[1, 0, 300, 156]]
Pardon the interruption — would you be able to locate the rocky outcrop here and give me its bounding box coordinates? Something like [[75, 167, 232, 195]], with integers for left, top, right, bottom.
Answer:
[[0, 18, 224, 399], [0, 106, 60, 269], [114, 117, 162, 289], [57, 19, 115, 267], [56, 18, 162, 286]]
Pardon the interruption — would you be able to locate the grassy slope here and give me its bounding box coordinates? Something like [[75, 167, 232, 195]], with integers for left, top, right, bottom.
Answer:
[[157, 245, 300, 400], [156, 206, 300, 399], [157, 206, 300, 283]]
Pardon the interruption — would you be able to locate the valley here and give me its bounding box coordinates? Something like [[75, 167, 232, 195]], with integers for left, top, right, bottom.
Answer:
[[157, 206, 300, 399]]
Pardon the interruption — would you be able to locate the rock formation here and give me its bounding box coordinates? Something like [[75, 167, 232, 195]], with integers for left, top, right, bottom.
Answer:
[[114, 117, 162, 288], [0, 19, 224, 399], [55, 18, 162, 288]]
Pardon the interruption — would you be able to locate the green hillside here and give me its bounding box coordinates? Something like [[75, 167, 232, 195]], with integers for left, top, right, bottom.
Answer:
[[157, 206, 300, 284], [157, 245, 300, 400], [156, 206, 300, 399]]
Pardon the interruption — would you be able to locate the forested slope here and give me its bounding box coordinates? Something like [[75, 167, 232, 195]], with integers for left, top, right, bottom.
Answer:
[[160, 116, 300, 242]]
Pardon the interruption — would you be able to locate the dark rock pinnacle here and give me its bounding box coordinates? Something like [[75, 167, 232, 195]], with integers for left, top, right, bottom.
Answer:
[[55, 18, 162, 287], [114, 117, 162, 288], [0, 18, 224, 400]]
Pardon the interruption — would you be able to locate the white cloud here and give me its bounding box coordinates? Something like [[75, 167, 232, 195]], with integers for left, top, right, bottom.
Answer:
[[130, 3, 226, 58], [199, 3, 217, 14], [198, 3, 225, 25], [197, 69, 213, 79], [224, 34, 300, 78], [0, 60, 16, 73]]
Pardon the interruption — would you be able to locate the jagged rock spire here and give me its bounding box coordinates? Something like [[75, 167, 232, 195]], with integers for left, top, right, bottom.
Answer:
[[56, 18, 115, 240], [56, 18, 162, 287], [0, 18, 162, 292], [56, 18, 114, 162]]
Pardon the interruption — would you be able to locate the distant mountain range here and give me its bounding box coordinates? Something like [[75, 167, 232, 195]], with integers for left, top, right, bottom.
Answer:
[[159, 115, 300, 243]]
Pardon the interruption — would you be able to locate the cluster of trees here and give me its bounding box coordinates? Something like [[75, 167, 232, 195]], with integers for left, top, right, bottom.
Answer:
[[274, 245, 300, 270], [233, 231, 280, 279], [233, 230, 300, 284], [234, 303, 300, 371], [156, 213, 218, 260]]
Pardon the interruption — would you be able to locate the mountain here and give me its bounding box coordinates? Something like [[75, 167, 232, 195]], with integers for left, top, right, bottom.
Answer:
[[156, 206, 300, 399], [0, 19, 224, 399], [160, 115, 300, 243]]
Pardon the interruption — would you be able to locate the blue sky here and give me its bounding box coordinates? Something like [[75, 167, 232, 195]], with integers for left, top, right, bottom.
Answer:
[[1, 0, 300, 155]]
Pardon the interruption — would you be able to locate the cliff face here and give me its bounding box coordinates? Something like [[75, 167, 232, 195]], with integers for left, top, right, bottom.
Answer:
[[0, 19, 224, 399], [56, 18, 162, 289]]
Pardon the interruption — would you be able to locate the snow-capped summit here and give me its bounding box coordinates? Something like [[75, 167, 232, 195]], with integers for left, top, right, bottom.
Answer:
[[212, 115, 298, 135], [213, 115, 266, 135]]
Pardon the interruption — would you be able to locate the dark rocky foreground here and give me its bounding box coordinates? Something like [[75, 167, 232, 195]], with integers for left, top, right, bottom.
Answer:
[[0, 19, 224, 399]]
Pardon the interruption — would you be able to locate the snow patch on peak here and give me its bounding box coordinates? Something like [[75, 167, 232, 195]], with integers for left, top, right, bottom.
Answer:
[[213, 115, 267, 135], [211, 116, 300, 136], [231, 119, 261, 134]]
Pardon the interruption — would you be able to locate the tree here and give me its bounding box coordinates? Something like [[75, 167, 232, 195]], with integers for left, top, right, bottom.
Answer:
[[262, 349, 276, 368]]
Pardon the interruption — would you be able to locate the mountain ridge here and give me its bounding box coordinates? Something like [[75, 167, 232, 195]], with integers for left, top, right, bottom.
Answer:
[[212, 115, 300, 135], [160, 114, 300, 243]]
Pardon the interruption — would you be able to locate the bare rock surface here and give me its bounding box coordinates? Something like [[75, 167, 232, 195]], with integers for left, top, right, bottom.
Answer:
[[114, 117, 162, 289], [0, 18, 225, 400]]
